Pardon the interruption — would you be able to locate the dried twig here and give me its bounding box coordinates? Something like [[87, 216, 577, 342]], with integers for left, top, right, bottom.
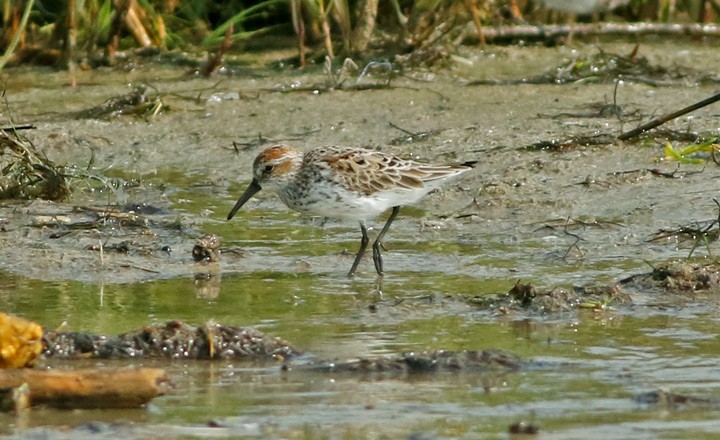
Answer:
[[478, 22, 720, 44], [618, 91, 720, 141], [201, 24, 234, 76]]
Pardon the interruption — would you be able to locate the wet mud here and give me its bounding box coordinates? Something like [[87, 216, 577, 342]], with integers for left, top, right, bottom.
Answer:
[[2, 43, 720, 286]]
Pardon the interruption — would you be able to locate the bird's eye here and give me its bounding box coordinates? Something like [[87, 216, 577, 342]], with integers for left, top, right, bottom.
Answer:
[[263, 165, 274, 173]]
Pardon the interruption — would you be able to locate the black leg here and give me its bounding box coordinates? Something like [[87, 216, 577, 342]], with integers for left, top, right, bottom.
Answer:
[[372, 206, 400, 276], [348, 221, 370, 277]]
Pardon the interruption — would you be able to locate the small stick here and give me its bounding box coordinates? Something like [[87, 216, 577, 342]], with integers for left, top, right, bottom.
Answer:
[[290, 0, 306, 68], [105, 0, 131, 65], [201, 24, 234, 76], [617, 91, 720, 141], [0, 124, 35, 131], [124, 0, 152, 47], [464, 0, 486, 49]]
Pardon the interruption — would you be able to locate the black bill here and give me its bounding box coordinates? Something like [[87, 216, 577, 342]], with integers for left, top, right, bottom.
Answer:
[[227, 179, 262, 220]]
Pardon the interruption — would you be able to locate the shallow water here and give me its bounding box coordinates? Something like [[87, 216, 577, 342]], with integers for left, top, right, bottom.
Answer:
[[4, 272, 720, 439], [2, 40, 720, 438]]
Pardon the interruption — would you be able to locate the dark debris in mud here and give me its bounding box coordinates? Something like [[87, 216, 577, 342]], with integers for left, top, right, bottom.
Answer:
[[466, 47, 714, 87], [462, 259, 720, 315], [537, 101, 638, 121], [651, 220, 719, 250], [192, 233, 221, 263], [0, 129, 69, 201], [27, 201, 191, 256], [74, 85, 165, 120], [293, 349, 522, 374], [620, 260, 720, 293], [636, 128, 715, 144], [524, 125, 719, 154], [43, 321, 301, 360], [464, 260, 720, 316], [41, 323, 527, 376], [649, 199, 720, 255], [523, 83, 720, 151], [522, 132, 617, 151], [465, 281, 631, 314], [263, 80, 399, 95], [597, 165, 707, 186], [509, 421, 541, 435], [634, 389, 720, 409], [388, 122, 446, 146]]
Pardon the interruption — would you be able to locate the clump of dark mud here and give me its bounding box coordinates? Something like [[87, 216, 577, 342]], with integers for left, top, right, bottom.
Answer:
[[462, 260, 720, 316], [466, 281, 631, 314], [620, 260, 720, 293], [192, 233, 221, 263], [294, 349, 522, 374], [43, 321, 301, 360], [74, 85, 165, 120], [634, 389, 720, 409]]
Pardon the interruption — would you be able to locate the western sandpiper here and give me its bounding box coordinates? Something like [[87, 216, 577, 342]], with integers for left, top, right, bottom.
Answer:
[[227, 145, 476, 276]]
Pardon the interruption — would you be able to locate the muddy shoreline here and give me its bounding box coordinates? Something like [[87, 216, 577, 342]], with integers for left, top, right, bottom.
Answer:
[[2, 42, 719, 288]]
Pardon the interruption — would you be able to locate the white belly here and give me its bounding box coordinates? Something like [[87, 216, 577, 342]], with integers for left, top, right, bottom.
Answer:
[[283, 186, 432, 221]]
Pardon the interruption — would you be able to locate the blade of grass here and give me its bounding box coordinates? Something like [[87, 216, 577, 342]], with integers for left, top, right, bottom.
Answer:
[[0, 0, 36, 72], [663, 138, 720, 164], [202, 25, 283, 47], [202, 0, 286, 47]]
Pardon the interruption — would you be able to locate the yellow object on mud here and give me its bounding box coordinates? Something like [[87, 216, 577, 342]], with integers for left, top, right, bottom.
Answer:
[[0, 313, 43, 368]]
